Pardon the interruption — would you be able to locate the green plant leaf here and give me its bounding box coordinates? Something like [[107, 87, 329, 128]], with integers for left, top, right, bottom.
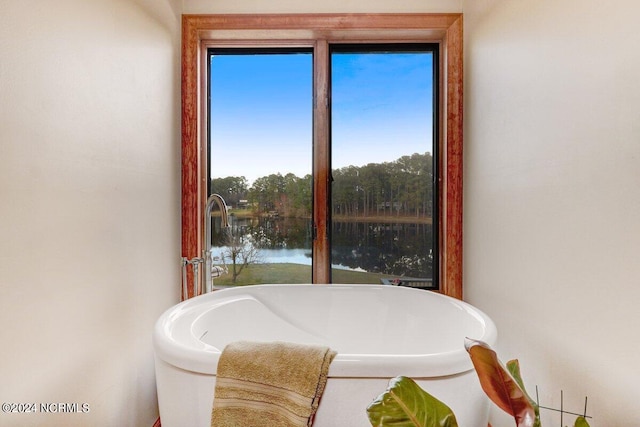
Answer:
[[366, 376, 458, 427], [465, 338, 537, 427], [506, 359, 541, 427], [574, 416, 590, 427]]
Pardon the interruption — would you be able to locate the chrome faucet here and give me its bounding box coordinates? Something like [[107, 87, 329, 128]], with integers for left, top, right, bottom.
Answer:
[[202, 194, 230, 294]]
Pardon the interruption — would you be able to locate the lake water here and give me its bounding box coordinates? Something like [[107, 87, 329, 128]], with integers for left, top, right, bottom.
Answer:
[[210, 246, 366, 271], [210, 216, 434, 278]]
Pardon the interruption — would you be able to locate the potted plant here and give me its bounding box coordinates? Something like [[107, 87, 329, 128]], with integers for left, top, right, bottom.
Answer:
[[366, 338, 590, 427]]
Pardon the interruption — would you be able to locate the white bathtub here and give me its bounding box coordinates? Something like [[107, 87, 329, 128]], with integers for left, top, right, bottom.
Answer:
[[153, 284, 497, 427]]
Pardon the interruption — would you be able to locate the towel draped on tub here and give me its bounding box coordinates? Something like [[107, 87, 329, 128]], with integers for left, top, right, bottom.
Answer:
[[211, 341, 337, 427]]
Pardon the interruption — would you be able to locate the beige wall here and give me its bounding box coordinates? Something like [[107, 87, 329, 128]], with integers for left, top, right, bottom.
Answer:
[[464, 1, 640, 426], [0, 0, 181, 426]]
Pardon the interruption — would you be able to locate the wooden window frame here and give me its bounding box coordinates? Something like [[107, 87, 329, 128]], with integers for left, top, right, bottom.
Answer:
[[181, 13, 463, 299]]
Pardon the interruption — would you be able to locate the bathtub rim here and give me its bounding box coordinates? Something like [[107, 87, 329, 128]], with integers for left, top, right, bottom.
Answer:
[[153, 284, 497, 378]]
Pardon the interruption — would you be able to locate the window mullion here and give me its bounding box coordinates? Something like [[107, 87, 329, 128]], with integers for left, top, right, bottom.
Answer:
[[312, 39, 331, 284]]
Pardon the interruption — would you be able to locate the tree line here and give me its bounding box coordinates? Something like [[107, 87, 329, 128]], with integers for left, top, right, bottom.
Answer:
[[211, 152, 434, 219]]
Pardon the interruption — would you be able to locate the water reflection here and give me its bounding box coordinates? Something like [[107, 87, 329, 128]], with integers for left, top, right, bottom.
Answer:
[[210, 216, 434, 278]]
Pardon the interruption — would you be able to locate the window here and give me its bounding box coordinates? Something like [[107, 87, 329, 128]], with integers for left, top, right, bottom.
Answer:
[[182, 14, 463, 298], [208, 49, 314, 284], [330, 44, 438, 288]]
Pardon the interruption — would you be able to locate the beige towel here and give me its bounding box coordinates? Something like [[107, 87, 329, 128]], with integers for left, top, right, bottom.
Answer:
[[210, 341, 337, 427]]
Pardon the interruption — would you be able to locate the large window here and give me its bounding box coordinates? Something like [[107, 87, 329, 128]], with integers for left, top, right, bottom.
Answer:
[[182, 14, 463, 298]]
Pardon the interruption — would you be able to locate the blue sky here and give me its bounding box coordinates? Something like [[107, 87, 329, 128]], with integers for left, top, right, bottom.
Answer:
[[210, 50, 433, 184]]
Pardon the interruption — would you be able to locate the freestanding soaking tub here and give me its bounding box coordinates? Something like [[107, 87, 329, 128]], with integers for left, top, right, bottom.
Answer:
[[153, 284, 497, 427]]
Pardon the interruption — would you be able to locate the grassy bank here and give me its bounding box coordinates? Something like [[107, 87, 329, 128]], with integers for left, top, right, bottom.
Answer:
[[212, 262, 392, 286]]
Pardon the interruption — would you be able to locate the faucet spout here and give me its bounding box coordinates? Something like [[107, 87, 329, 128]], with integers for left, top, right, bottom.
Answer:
[[203, 193, 230, 294]]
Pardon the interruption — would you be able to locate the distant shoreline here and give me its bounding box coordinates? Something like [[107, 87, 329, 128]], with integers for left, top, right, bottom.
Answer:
[[224, 210, 433, 224]]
